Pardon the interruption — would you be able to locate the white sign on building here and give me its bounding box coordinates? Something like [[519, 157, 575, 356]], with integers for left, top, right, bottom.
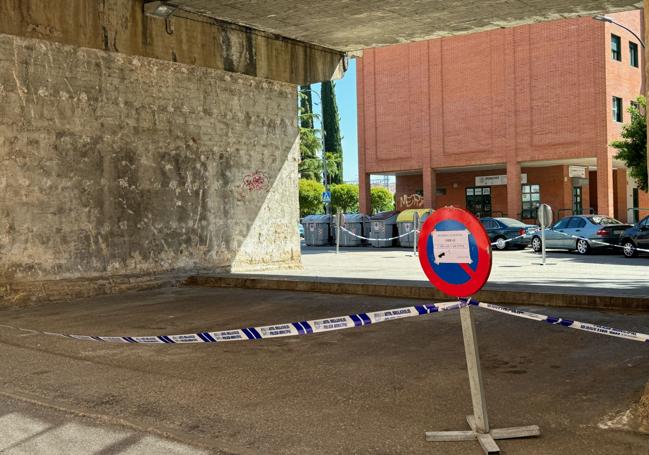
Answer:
[[568, 166, 587, 179], [475, 173, 527, 186]]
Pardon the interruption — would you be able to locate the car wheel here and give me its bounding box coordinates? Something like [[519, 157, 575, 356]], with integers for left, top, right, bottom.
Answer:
[[531, 236, 542, 253], [494, 236, 507, 251], [622, 240, 638, 258], [576, 239, 590, 255]]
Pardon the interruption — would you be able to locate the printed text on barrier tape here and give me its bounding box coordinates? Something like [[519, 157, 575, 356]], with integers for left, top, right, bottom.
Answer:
[[462, 298, 649, 344], [0, 301, 465, 345]]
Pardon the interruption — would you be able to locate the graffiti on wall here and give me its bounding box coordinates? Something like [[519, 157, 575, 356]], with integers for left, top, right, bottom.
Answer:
[[237, 170, 270, 200], [398, 193, 424, 209]]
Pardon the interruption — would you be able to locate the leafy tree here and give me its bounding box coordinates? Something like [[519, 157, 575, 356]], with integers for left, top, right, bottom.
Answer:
[[322, 81, 343, 184], [298, 88, 322, 182], [370, 187, 395, 214], [612, 96, 647, 192], [331, 183, 358, 213], [299, 179, 324, 217], [324, 151, 341, 184]]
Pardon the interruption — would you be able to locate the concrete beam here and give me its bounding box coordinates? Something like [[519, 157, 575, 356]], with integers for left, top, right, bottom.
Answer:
[[0, 0, 345, 84], [168, 0, 642, 51]]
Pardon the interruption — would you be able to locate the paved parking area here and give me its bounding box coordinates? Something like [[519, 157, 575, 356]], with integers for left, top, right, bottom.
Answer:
[[0, 286, 648, 454], [254, 245, 649, 298]]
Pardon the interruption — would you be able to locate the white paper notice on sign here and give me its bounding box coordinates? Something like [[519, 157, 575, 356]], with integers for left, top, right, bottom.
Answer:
[[432, 230, 472, 264]]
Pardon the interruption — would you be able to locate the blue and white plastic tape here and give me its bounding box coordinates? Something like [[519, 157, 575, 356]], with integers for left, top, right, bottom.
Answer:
[[0, 301, 464, 345], [339, 226, 418, 242], [463, 298, 649, 344]]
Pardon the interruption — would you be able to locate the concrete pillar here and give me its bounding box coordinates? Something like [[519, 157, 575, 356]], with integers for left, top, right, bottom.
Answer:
[[614, 168, 628, 220], [645, 2, 649, 194], [423, 168, 437, 209], [597, 152, 615, 217], [506, 161, 522, 219], [359, 172, 371, 214]]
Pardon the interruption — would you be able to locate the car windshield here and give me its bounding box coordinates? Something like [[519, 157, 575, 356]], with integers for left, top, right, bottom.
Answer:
[[588, 216, 621, 225], [495, 218, 527, 227]]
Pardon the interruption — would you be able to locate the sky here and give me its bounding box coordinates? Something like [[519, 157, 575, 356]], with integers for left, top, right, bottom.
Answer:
[[311, 59, 359, 183]]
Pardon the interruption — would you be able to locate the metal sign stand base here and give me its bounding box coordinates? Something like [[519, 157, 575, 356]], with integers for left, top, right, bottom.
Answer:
[[425, 304, 540, 454]]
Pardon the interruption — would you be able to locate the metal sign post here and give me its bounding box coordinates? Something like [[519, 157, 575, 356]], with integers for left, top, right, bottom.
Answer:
[[335, 211, 342, 255], [413, 212, 420, 256], [418, 207, 540, 454], [537, 204, 552, 266]]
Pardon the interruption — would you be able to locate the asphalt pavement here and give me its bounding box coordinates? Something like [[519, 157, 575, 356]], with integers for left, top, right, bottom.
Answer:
[[1, 286, 648, 454]]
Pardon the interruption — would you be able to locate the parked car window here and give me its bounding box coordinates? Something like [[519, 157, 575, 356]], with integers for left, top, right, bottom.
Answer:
[[589, 216, 621, 225], [482, 219, 498, 230], [640, 216, 649, 227], [553, 218, 570, 229], [496, 218, 526, 227], [567, 218, 586, 228]]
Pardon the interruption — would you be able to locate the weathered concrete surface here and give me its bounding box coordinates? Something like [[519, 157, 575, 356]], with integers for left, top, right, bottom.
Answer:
[[0, 0, 344, 84], [0, 33, 300, 303], [0, 286, 648, 454], [0, 394, 209, 454], [171, 0, 643, 51]]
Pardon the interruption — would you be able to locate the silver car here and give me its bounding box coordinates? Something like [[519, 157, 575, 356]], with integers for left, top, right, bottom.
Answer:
[[530, 215, 631, 255]]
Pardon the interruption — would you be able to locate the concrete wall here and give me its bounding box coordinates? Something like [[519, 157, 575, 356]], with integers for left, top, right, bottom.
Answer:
[[0, 33, 300, 302]]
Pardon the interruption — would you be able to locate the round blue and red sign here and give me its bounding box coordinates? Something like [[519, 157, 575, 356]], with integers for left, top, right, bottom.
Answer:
[[418, 207, 492, 298]]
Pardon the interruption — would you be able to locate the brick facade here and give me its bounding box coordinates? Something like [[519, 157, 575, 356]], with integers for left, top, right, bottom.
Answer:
[[357, 11, 646, 221]]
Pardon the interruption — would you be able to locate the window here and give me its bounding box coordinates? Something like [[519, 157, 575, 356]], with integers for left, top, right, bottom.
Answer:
[[629, 42, 639, 67], [482, 219, 498, 230], [521, 184, 540, 219], [465, 186, 492, 217], [567, 217, 586, 229], [612, 96, 623, 122], [611, 34, 621, 61], [553, 218, 570, 230]]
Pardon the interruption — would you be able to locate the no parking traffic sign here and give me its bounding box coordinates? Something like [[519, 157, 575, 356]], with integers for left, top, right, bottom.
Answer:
[[418, 207, 492, 298]]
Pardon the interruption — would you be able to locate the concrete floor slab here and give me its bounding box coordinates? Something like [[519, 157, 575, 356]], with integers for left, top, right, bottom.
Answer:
[[0, 287, 648, 454]]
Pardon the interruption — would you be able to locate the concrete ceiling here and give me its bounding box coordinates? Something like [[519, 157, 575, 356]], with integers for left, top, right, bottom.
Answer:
[[163, 0, 643, 51]]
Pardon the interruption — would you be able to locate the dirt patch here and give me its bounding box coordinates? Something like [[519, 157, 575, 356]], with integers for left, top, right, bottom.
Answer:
[[600, 381, 649, 434]]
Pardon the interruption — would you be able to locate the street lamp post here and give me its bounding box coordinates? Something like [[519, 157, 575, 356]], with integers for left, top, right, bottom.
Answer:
[[593, 15, 645, 48]]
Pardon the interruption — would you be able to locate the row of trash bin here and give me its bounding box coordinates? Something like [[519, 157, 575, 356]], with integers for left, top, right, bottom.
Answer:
[[302, 209, 434, 248]]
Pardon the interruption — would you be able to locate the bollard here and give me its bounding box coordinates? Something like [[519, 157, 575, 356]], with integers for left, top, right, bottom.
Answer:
[[336, 211, 341, 255], [541, 220, 546, 266], [413, 212, 419, 256]]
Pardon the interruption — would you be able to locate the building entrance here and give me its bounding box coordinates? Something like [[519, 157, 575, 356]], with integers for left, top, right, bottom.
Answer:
[[465, 186, 492, 217], [572, 186, 583, 215]]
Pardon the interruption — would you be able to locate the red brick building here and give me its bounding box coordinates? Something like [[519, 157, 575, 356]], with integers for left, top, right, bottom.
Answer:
[[357, 11, 648, 222]]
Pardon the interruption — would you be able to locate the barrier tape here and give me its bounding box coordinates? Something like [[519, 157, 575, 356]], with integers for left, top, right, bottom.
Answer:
[[462, 298, 649, 344], [544, 229, 649, 254], [489, 233, 530, 248], [0, 301, 465, 345], [339, 226, 418, 242]]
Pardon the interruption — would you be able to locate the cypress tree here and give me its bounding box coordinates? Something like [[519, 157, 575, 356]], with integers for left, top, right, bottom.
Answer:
[[321, 81, 343, 184], [299, 85, 313, 129]]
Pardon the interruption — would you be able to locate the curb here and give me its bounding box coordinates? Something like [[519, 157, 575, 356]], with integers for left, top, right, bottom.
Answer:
[[186, 274, 649, 312]]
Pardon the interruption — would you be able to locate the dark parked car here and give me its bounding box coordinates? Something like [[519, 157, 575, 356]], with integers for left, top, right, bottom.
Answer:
[[531, 215, 632, 255], [480, 217, 538, 250], [620, 215, 649, 258]]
